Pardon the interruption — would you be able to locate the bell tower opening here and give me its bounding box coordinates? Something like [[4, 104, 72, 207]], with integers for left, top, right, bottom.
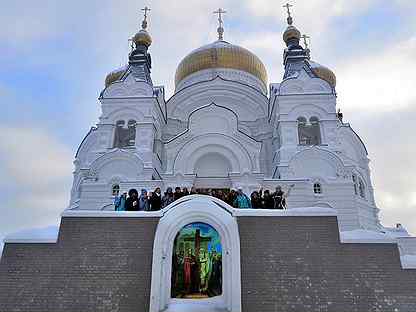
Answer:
[[171, 222, 222, 299]]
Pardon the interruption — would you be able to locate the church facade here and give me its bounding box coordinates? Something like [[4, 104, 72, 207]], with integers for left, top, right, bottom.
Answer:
[[1, 7, 416, 312]]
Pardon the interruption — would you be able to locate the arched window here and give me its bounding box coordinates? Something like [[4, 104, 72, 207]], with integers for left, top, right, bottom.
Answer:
[[297, 116, 321, 145], [127, 119, 137, 146], [309, 116, 321, 145], [359, 179, 366, 199], [113, 119, 136, 148], [112, 184, 120, 196], [352, 174, 358, 195], [313, 182, 322, 194]]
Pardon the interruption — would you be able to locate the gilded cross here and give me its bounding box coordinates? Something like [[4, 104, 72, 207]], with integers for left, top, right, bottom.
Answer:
[[214, 8, 227, 40], [142, 6, 151, 19], [141, 6, 151, 29], [301, 34, 310, 49], [283, 3, 293, 25], [128, 38, 134, 51]]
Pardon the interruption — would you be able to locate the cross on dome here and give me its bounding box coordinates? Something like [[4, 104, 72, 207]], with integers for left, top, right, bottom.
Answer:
[[283, 3, 293, 25], [301, 34, 310, 49], [141, 6, 151, 29], [213, 8, 227, 40]]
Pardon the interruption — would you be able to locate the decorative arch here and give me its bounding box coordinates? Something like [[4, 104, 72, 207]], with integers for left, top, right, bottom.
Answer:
[[167, 79, 268, 121], [288, 147, 347, 179], [89, 149, 144, 182], [75, 128, 99, 166], [287, 103, 329, 120], [150, 195, 241, 312], [106, 107, 145, 125], [172, 134, 253, 175], [101, 73, 154, 98], [338, 126, 369, 163], [279, 69, 333, 94]]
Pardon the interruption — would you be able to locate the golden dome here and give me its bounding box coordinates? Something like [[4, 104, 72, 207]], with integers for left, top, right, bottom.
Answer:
[[105, 66, 127, 87], [175, 40, 268, 88], [283, 25, 301, 45], [308, 61, 337, 88], [133, 29, 152, 47]]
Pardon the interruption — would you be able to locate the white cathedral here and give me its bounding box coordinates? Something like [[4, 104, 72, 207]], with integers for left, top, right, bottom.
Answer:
[[3, 6, 416, 312], [69, 8, 385, 233]]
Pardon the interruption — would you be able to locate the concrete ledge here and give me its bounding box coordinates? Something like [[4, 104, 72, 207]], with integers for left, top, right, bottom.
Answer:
[[340, 229, 397, 244], [62, 210, 164, 218], [233, 207, 337, 217], [401, 255, 416, 269], [3, 226, 59, 244]]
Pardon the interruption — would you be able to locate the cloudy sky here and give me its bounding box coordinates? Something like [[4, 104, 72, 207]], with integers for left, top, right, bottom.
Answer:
[[0, 0, 415, 251]]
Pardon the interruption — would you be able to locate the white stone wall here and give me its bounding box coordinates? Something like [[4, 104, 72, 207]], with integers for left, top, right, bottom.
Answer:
[[69, 64, 382, 232]]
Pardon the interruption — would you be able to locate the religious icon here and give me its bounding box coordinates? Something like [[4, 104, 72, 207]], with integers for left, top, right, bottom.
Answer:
[[171, 222, 222, 299]]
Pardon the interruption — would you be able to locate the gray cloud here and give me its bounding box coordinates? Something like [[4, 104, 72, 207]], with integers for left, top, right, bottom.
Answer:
[[0, 126, 72, 244]]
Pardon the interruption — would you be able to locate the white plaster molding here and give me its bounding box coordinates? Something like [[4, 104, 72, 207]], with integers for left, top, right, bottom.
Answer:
[[62, 210, 163, 218], [339, 229, 396, 244], [232, 206, 337, 217], [149, 195, 241, 312]]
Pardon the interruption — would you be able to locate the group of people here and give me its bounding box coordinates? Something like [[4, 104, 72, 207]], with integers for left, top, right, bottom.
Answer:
[[172, 248, 222, 298], [114, 185, 293, 211]]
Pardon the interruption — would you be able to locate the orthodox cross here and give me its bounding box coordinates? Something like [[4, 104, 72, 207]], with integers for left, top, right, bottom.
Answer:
[[128, 38, 134, 51], [214, 8, 227, 40], [283, 3, 293, 25], [301, 34, 310, 49], [141, 6, 151, 29]]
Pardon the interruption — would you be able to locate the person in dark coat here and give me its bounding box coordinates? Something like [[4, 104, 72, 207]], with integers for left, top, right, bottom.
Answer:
[[173, 187, 183, 201], [125, 189, 139, 211], [137, 189, 150, 211], [149, 187, 162, 211], [262, 189, 274, 209], [182, 187, 190, 197], [226, 189, 237, 207], [272, 186, 285, 209], [162, 187, 175, 208], [250, 190, 263, 208]]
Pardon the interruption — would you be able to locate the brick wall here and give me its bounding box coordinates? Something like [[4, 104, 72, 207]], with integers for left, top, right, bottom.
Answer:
[[1, 215, 416, 312], [0, 217, 159, 312], [238, 216, 416, 312]]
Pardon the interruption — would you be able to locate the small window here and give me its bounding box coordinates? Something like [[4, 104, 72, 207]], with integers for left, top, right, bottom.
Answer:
[[359, 179, 366, 199], [127, 120, 136, 146], [352, 175, 358, 195], [313, 182, 322, 194], [112, 184, 120, 196]]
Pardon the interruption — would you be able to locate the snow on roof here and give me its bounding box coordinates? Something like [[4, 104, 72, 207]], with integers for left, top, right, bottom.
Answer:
[[340, 229, 396, 243], [3, 225, 59, 243]]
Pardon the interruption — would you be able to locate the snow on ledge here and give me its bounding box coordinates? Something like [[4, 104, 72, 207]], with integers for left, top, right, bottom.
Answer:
[[340, 229, 396, 244], [3, 225, 59, 244], [401, 255, 416, 269], [62, 210, 164, 218], [233, 206, 337, 217]]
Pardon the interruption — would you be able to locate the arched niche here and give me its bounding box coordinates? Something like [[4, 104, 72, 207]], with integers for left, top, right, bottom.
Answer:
[[194, 153, 232, 177], [150, 195, 241, 312], [171, 222, 223, 299], [172, 134, 253, 175], [288, 147, 347, 179], [89, 149, 144, 182]]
